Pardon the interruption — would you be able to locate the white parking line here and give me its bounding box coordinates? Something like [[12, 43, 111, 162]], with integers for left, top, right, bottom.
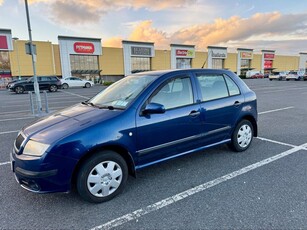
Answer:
[[0, 130, 19, 135], [60, 91, 90, 99], [0, 162, 10, 166], [0, 117, 35, 122], [91, 142, 307, 230], [256, 137, 297, 148], [258, 106, 294, 115]]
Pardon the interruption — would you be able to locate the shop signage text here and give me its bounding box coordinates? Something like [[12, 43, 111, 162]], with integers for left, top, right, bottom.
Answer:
[[240, 51, 253, 59], [264, 53, 275, 59], [74, 42, 95, 54], [211, 49, 227, 59], [131, 46, 151, 56], [176, 49, 194, 57]]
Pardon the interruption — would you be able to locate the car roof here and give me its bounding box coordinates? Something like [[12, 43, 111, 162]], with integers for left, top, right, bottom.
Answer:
[[132, 68, 233, 77]]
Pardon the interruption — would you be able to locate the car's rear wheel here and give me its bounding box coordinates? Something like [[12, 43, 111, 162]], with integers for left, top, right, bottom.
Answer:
[[76, 151, 128, 203], [85, 83, 91, 88], [62, 83, 69, 89], [15, 86, 24, 94], [229, 120, 253, 152], [49, 84, 58, 92]]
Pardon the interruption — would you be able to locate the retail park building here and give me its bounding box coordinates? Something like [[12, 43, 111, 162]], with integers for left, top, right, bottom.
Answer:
[[1, 28, 307, 87]]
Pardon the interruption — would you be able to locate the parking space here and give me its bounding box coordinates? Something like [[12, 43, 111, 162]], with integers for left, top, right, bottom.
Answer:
[[0, 80, 306, 229]]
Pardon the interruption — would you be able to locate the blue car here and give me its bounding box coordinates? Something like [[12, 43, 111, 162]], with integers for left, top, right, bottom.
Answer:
[[11, 69, 257, 203]]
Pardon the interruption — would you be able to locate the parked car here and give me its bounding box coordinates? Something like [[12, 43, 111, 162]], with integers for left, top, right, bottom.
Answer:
[[269, 72, 286, 81], [6, 79, 23, 89], [304, 75, 307, 81], [11, 69, 258, 203], [61, 77, 94, 89], [250, 73, 264, 79], [9, 76, 61, 94], [286, 71, 302, 81]]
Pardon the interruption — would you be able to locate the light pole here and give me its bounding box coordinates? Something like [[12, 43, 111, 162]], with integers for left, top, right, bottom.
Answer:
[[24, 0, 42, 114], [12, 37, 21, 80]]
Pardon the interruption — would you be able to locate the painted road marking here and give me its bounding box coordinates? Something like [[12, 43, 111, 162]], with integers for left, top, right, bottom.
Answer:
[[90, 143, 307, 230], [0, 130, 19, 135], [258, 106, 294, 115], [256, 136, 297, 148], [0, 117, 34, 122], [60, 90, 90, 99], [0, 162, 10, 166]]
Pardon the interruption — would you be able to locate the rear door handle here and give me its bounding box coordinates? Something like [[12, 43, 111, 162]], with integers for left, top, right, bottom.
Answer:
[[189, 110, 200, 117]]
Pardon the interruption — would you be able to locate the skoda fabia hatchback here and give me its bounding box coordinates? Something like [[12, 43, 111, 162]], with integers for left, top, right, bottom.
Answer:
[[11, 69, 257, 203]]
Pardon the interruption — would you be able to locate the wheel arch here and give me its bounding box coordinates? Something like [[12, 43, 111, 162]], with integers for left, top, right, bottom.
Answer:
[[237, 115, 258, 137], [71, 145, 136, 187]]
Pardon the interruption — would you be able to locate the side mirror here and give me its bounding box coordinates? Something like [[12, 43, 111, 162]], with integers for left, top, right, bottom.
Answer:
[[143, 103, 165, 115]]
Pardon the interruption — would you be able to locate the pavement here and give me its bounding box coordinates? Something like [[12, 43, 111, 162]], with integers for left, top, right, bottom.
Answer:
[[0, 80, 306, 229]]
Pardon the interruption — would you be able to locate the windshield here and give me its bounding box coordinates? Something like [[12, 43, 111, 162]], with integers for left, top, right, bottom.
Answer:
[[89, 74, 159, 109]]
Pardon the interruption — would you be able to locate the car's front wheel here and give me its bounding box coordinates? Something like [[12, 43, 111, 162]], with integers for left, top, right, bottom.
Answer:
[[15, 86, 24, 94], [76, 151, 128, 203], [85, 83, 91, 88], [229, 120, 253, 152]]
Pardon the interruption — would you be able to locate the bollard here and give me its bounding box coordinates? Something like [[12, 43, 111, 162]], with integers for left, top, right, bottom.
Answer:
[[29, 91, 34, 114], [44, 91, 49, 113]]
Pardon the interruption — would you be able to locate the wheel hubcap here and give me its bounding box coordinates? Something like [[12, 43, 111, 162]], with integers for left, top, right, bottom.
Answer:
[[87, 161, 122, 197], [237, 124, 252, 148]]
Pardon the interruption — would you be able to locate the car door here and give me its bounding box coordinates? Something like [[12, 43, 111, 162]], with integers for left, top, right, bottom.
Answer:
[[194, 72, 244, 145], [24, 77, 35, 91], [136, 74, 203, 167], [40, 77, 50, 90]]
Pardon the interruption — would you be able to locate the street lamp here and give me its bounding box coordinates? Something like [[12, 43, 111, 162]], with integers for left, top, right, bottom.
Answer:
[[24, 0, 42, 114], [12, 37, 21, 80]]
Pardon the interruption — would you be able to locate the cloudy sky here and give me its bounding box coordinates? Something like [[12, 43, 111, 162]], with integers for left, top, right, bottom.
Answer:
[[1, 0, 307, 54]]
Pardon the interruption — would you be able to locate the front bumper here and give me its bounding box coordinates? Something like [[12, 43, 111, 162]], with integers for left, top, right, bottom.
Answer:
[[11, 151, 77, 194]]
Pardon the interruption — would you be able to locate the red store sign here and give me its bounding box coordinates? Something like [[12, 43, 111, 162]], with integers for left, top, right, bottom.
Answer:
[[264, 53, 275, 59], [176, 49, 188, 56], [74, 42, 95, 54], [264, 60, 273, 69]]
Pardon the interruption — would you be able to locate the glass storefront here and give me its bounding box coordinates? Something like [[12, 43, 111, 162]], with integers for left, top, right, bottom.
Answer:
[[0, 51, 11, 88], [176, 58, 191, 69], [70, 55, 98, 72], [131, 57, 150, 73], [212, 59, 224, 69]]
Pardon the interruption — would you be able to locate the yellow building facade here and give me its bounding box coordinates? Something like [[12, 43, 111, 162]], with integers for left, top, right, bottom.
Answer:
[[6, 39, 303, 81]]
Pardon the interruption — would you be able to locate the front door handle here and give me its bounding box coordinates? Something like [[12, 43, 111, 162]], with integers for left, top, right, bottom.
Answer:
[[189, 110, 200, 117], [234, 101, 242, 107]]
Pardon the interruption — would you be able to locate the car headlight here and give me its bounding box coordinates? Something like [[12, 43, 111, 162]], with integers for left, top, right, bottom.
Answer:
[[23, 140, 50, 157]]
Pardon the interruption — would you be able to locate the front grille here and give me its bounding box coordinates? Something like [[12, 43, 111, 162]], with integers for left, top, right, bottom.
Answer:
[[15, 133, 25, 151]]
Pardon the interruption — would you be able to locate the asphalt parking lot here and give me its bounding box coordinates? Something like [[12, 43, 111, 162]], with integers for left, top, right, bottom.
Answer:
[[0, 80, 306, 229]]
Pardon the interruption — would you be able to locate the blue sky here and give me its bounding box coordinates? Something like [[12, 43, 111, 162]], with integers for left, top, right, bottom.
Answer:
[[1, 0, 307, 54]]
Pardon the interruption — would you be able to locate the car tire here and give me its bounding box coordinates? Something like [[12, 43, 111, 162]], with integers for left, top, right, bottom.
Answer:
[[49, 84, 58, 92], [269, 79, 272, 81], [62, 83, 69, 89], [15, 86, 24, 94], [76, 150, 128, 203], [228, 120, 253, 152], [85, 83, 91, 88]]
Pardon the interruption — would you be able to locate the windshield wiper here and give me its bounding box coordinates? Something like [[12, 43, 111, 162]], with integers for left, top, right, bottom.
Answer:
[[98, 105, 125, 110], [81, 101, 97, 107]]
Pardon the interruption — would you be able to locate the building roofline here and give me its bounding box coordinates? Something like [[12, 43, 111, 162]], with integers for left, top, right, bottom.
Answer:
[[237, 48, 253, 51], [207, 46, 227, 49], [170, 44, 195, 48], [122, 40, 154, 46], [261, 49, 275, 53], [0, 29, 12, 33], [58, 35, 101, 42]]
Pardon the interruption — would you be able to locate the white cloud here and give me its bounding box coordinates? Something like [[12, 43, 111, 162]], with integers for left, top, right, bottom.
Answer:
[[105, 12, 307, 54]]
